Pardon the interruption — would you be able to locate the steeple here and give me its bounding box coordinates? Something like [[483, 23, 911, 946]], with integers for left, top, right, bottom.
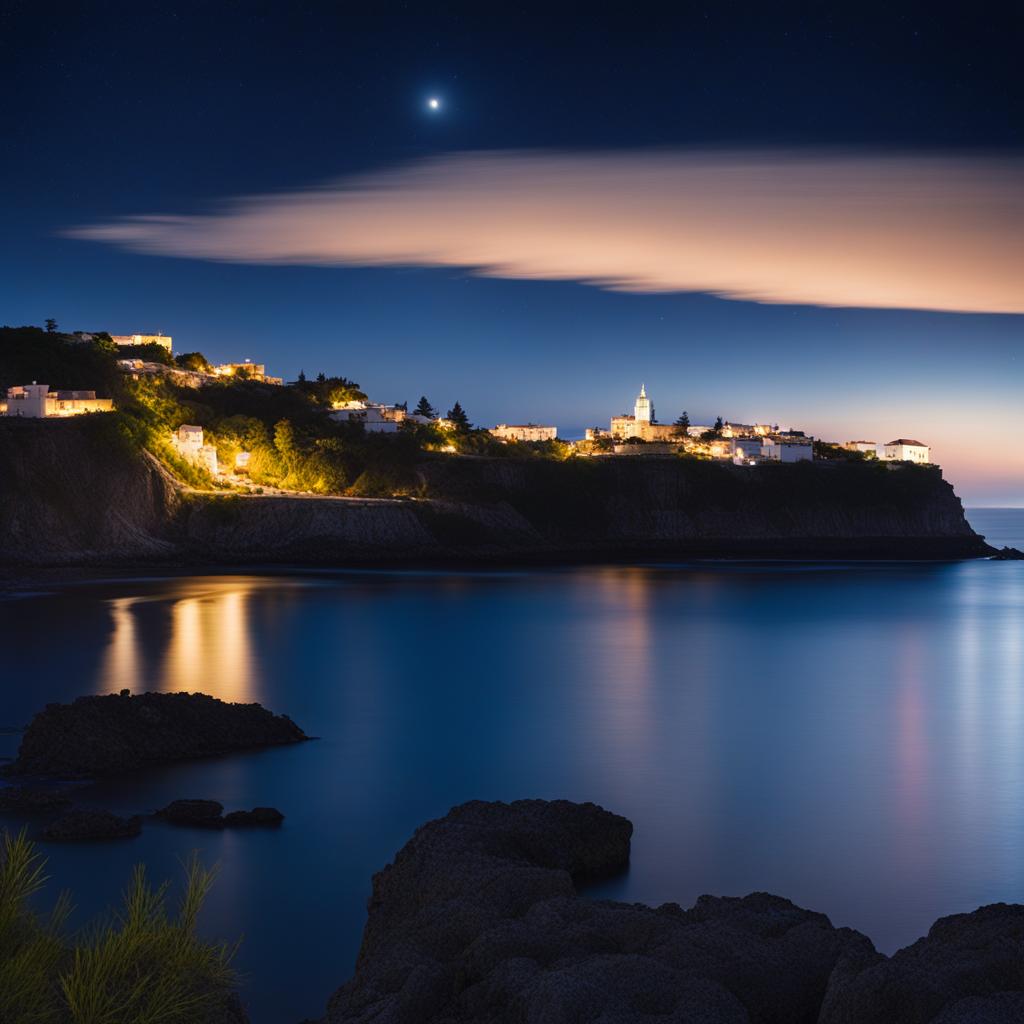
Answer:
[[634, 383, 653, 423]]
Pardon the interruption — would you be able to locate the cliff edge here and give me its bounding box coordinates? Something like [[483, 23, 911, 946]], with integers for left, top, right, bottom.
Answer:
[[0, 418, 991, 566]]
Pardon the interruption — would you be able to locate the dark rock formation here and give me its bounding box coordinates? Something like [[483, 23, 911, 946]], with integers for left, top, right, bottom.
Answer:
[[326, 799, 870, 1023], [41, 807, 141, 841], [0, 784, 72, 812], [6, 691, 308, 778], [991, 546, 1024, 560], [326, 800, 1024, 1024], [157, 798, 227, 827], [223, 806, 284, 827], [155, 799, 285, 828], [820, 903, 1024, 1024]]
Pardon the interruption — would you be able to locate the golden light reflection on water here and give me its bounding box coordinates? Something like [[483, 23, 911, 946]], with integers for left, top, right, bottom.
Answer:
[[99, 597, 143, 692], [99, 580, 263, 703]]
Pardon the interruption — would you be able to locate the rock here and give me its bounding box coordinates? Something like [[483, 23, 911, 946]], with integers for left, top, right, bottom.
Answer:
[[325, 799, 873, 1023], [223, 806, 284, 827], [5, 691, 308, 778], [41, 808, 141, 841], [932, 993, 1024, 1023], [156, 799, 226, 827], [156, 800, 284, 828], [992, 546, 1024, 560], [820, 902, 1024, 1024], [0, 784, 72, 812]]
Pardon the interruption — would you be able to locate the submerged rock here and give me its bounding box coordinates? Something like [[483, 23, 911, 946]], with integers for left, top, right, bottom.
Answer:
[[41, 808, 141, 841], [223, 807, 284, 827], [5, 691, 308, 778], [0, 784, 72, 812], [157, 799, 226, 827], [156, 800, 284, 829], [326, 800, 1024, 1024]]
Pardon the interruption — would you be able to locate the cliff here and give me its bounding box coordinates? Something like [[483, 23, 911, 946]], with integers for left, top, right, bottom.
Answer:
[[0, 418, 990, 567]]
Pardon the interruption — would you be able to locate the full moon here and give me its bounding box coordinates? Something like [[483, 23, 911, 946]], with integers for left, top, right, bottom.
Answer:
[[427, 97, 440, 110]]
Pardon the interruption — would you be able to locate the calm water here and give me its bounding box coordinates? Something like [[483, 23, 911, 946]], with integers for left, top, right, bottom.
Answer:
[[0, 509, 1022, 1023]]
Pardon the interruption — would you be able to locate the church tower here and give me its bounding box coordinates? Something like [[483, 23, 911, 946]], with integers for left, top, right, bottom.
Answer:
[[634, 383, 654, 423]]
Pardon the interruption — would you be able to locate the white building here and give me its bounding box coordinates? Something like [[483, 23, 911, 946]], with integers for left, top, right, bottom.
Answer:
[[329, 401, 410, 433], [111, 333, 173, 353], [3, 383, 113, 418], [881, 439, 931, 463], [730, 437, 764, 462], [171, 424, 218, 475], [762, 439, 814, 462], [491, 423, 557, 442]]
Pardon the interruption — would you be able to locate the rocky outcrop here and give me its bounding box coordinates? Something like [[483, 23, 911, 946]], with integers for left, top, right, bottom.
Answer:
[[6, 691, 308, 778], [156, 798, 285, 828], [41, 807, 141, 841], [820, 903, 1024, 1023], [0, 418, 991, 565], [326, 800, 1024, 1024], [326, 800, 868, 1023], [992, 546, 1024, 560], [157, 798, 227, 827], [223, 807, 283, 827]]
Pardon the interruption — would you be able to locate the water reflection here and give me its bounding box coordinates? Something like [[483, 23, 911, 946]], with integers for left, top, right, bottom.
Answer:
[[95, 581, 264, 703], [2, 558, 1024, 1024]]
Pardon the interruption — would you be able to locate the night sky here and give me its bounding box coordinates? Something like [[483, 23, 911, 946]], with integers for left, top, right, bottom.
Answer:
[[2, 3, 1022, 502]]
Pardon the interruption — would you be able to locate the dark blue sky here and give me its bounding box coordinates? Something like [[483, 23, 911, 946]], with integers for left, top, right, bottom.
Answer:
[[2, 3, 1021, 501]]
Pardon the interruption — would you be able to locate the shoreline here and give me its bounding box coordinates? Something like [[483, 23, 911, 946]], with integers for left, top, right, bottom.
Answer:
[[0, 543, 1002, 592]]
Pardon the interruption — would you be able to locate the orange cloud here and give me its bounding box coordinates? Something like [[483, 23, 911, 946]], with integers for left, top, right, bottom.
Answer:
[[67, 150, 1024, 313]]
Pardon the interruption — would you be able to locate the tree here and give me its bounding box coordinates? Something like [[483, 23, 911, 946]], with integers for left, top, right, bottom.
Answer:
[[44, 318, 57, 333], [446, 401, 470, 431], [414, 396, 435, 418], [714, 415, 724, 432], [175, 352, 212, 373], [316, 372, 326, 384], [297, 369, 306, 382], [672, 410, 691, 437], [273, 418, 299, 466]]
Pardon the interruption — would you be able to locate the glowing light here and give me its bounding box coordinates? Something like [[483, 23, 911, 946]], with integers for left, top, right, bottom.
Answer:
[[427, 97, 440, 110]]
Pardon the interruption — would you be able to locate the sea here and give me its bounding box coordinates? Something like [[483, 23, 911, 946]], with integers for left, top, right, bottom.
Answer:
[[1, 508, 1022, 1023]]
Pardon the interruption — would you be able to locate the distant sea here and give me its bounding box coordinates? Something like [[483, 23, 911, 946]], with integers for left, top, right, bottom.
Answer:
[[0, 510, 1021, 1022], [966, 507, 1024, 550]]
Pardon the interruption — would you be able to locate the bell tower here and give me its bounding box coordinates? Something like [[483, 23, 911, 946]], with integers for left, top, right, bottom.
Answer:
[[634, 384, 653, 423]]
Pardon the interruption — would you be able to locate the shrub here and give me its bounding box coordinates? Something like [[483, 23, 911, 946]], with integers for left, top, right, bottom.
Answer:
[[0, 829, 239, 1024]]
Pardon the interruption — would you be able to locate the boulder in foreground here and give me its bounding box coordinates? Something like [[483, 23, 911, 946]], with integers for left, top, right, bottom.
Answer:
[[6, 691, 308, 778], [326, 799, 1024, 1024]]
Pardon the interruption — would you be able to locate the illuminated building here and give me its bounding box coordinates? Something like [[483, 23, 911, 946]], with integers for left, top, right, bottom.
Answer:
[[2, 383, 113, 417]]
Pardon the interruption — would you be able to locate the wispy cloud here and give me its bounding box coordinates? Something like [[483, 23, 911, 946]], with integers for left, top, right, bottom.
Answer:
[[67, 150, 1024, 313]]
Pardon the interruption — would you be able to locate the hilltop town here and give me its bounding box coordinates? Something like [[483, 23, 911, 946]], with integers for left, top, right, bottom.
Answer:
[[1, 324, 932, 497]]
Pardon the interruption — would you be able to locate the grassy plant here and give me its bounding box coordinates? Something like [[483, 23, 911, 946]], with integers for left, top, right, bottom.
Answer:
[[0, 831, 239, 1024]]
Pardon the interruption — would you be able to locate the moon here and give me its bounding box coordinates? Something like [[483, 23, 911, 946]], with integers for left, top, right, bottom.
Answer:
[[427, 97, 441, 111]]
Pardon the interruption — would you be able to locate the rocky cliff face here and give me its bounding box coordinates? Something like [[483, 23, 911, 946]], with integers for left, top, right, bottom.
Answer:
[[0, 417, 180, 563], [0, 419, 989, 566]]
